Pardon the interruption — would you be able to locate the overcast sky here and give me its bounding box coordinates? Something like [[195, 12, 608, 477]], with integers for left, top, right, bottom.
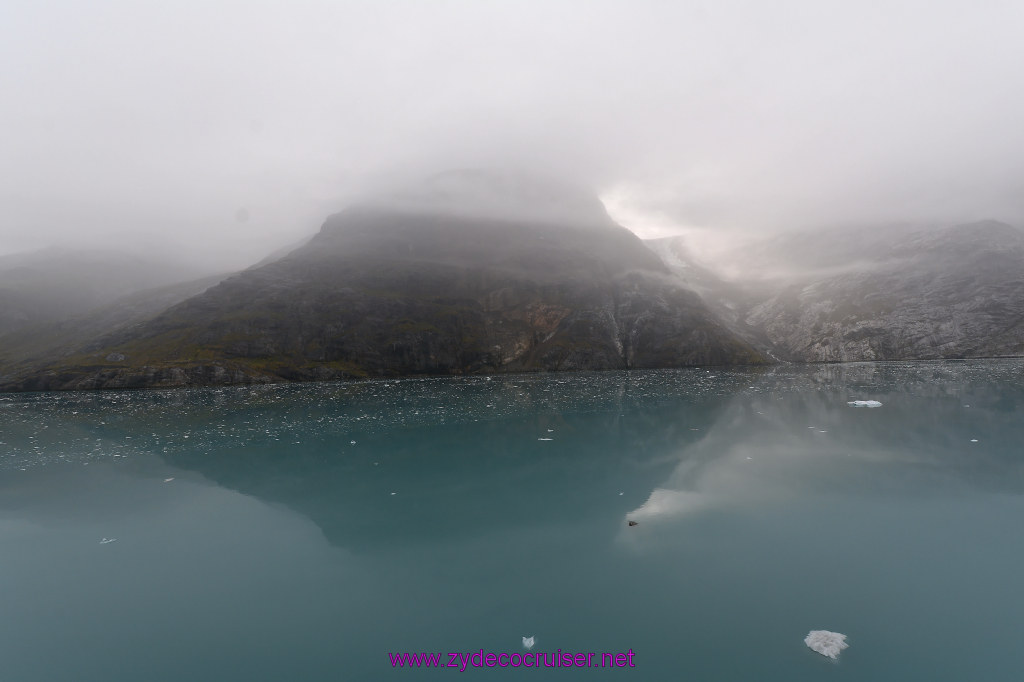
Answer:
[[3, 0, 1023, 268]]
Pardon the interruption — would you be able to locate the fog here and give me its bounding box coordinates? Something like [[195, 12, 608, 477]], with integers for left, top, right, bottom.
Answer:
[[3, 0, 1024, 270]]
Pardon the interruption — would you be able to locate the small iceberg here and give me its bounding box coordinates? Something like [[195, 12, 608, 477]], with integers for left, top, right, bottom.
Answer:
[[522, 636, 535, 650], [538, 438, 553, 441], [804, 630, 848, 659], [847, 400, 882, 408], [99, 538, 117, 545]]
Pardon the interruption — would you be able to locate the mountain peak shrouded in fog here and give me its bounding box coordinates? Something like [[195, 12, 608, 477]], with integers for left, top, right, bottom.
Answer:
[[0, 183, 763, 391], [355, 169, 617, 229]]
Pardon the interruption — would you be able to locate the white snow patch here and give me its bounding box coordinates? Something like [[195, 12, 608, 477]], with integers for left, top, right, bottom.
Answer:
[[804, 630, 848, 659], [847, 400, 882, 408]]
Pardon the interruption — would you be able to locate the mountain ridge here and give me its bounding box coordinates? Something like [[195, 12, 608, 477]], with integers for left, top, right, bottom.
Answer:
[[0, 190, 763, 391], [645, 220, 1024, 363]]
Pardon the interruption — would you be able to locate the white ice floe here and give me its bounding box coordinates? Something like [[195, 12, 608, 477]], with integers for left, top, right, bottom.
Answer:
[[99, 538, 117, 544], [163, 477, 175, 483], [538, 438, 553, 441], [522, 636, 535, 650], [804, 630, 848, 659], [847, 400, 882, 408]]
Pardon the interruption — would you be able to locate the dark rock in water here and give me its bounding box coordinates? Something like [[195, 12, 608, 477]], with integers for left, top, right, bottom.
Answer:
[[0, 174, 763, 391], [628, 520, 638, 526]]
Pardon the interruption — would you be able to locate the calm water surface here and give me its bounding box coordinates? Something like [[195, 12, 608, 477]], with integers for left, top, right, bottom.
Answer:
[[2, 361, 1023, 680]]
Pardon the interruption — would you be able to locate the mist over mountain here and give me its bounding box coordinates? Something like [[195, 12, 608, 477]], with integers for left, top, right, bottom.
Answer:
[[647, 220, 1024, 362], [360, 169, 617, 228], [6, 164, 1024, 394], [0, 272, 228, 376], [0, 248, 217, 336], [0, 174, 762, 391]]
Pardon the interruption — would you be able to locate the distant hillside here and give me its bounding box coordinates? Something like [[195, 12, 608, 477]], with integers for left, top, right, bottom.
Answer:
[[0, 273, 227, 376], [648, 221, 1024, 362], [0, 175, 763, 391], [0, 247, 215, 336]]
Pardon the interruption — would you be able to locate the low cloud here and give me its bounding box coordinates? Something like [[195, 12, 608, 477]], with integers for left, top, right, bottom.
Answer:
[[2, 0, 1023, 267]]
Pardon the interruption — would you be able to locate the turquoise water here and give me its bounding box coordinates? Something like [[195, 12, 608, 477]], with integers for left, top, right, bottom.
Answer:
[[2, 361, 1023, 680]]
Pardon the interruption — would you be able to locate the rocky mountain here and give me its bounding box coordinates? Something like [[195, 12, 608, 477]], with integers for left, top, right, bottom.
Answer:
[[648, 220, 1024, 362], [643, 236, 774, 352], [0, 175, 763, 391]]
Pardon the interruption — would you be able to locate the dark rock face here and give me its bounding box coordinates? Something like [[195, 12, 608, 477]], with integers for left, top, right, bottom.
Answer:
[[2, 202, 762, 391]]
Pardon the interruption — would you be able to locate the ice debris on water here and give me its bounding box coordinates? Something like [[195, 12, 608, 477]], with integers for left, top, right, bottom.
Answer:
[[538, 437, 553, 441], [99, 538, 117, 544], [847, 400, 882, 408], [804, 630, 848, 659], [522, 636, 535, 650], [970, 439, 978, 443], [163, 477, 175, 483]]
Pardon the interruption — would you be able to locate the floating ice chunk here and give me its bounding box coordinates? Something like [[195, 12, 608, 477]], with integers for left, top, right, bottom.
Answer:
[[847, 400, 882, 408], [970, 439, 978, 443], [804, 630, 848, 659], [522, 636, 535, 650], [163, 477, 175, 483], [99, 538, 117, 544], [538, 438, 553, 441]]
